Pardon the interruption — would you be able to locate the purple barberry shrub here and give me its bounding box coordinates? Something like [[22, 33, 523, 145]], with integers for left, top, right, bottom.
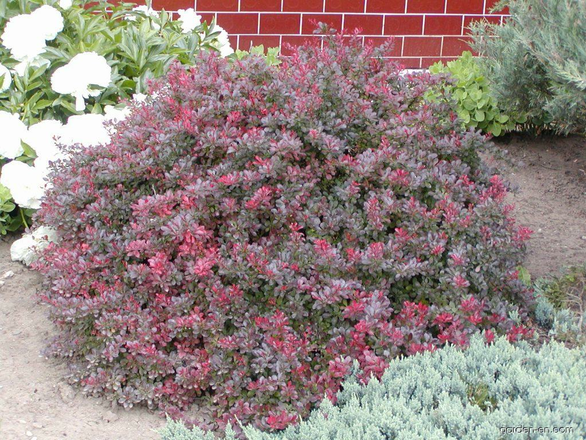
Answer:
[[35, 34, 532, 432]]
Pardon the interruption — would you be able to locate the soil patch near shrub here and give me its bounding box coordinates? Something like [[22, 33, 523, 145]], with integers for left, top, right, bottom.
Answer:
[[495, 134, 586, 278]]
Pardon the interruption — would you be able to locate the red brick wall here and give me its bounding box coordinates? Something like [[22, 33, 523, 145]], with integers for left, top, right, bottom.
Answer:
[[152, 0, 508, 68]]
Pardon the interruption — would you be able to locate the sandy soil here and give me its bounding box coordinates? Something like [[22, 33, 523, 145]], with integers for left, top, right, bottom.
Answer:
[[495, 134, 586, 278], [0, 134, 584, 439]]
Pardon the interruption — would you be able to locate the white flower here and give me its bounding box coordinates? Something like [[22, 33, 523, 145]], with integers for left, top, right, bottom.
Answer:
[[0, 63, 11, 91], [133, 93, 147, 103], [2, 6, 63, 74], [59, 0, 73, 9], [212, 25, 234, 57], [22, 120, 64, 161], [177, 8, 202, 33], [60, 114, 110, 147], [11, 225, 58, 265], [0, 160, 47, 210], [104, 105, 130, 123], [31, 5, 64, 40], [0, 111, 27, 159], [1, 14, 47, 62], [51, 52, 112, 111]]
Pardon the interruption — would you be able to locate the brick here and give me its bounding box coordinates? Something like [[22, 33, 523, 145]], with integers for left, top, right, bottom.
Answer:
[[260, 13, 301, 34], [152, 0, 194, 10], [217, 13, 259, 34], [302, 14, 343, 34], [424, 15, 463, 35], [228, 34, 238, 50], [446, 0, 483, 14], [384, 15, 423, 35], [238, 35, 281, 50], [441, 36, 473, 56], [421, 56, 456, 68], [344, 14, 383, 34], [403, 36, 442, 56], [407, 0, 445, 13], [283, 0, 325, 12], [364, 36, 402, 56], [197, 0, 238, 11], [325, 0, 365, 13], [388, 57, 421, 69], [240, 0, 281, 11], [366, 0, 405, 13], [199, 12, 216, 24]]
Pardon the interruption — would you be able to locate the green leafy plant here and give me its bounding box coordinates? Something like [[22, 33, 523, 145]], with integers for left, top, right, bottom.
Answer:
[[429, 52, 526, 136], [235, 45, 281, 66], [470, 0, 586, 135]]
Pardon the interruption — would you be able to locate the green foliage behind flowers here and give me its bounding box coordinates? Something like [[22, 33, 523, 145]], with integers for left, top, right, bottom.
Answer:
[[161, 335, 586, 440], [429, 52, 526, 136], [0, 0, 225, 125], [235, 45, 281, 66], [470, 0, 586, 135]]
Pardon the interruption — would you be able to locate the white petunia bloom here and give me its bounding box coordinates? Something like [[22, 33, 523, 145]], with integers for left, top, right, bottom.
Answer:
[[0, 111, 27, 159], [60, 114, 110, 147], [51, 52, 112, 111], [177, 8, 202, 33], [213, 25, 234, 57], [0, 160, 47, 210], [22, 119, 64, 162], [59, 0, 73, 9], [11, 225, 58, 265], [31, 5, 64, 41], [0, 63, 12, 91]]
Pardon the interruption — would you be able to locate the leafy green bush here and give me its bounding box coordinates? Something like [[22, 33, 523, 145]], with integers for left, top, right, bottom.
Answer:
[[429, 52, 526, 136], [161, 336, 586, 439], [470, 0, 586, 135]]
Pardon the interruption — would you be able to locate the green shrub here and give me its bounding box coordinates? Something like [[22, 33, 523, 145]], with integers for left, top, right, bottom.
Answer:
[[429, 52, 526, 136], [161, 336, 586, 439], [470, 0, 586, 135]]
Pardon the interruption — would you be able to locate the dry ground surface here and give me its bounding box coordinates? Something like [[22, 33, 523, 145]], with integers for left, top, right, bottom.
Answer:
[[0, 135, 584, 440], [496, 134, 586, 278]]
